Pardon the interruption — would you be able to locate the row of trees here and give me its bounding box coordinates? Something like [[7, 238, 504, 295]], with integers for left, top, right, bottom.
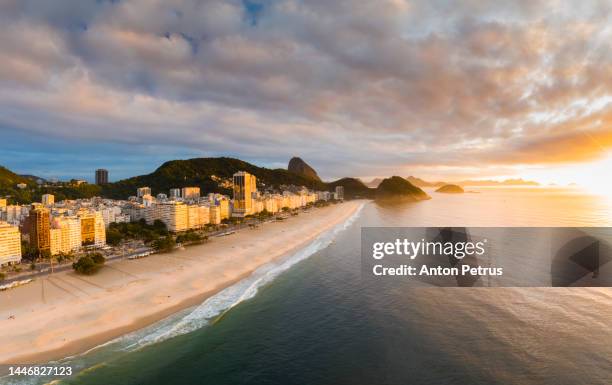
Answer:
[[106, 219, 169, 246]]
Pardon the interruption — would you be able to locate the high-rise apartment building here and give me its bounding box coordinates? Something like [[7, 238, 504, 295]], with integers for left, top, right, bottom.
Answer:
[[232, 171, 257, 217], [29, 207, 51, 252], [145, 202, 188, 232], [80, 215, 95, 246], [50, 228, 62, 256], [51, 216, 82, 254], [218, 198, 230, 220], [137, 187, 152, 198], [95, 169, 109, 185], [79, 211, 106, 247], [181, 187, 201, 201], [187, 204, 210, 229], [42, 194, 55, 206], [0, 222, 21, 266], [169, 188, 181, 199], [142, 194, 154, 207], [335, 186, 344, 200]]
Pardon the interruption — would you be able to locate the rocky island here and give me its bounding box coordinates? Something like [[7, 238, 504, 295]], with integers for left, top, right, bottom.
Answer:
[[376, 176, 430, 201], [435, 184, 464, 193]]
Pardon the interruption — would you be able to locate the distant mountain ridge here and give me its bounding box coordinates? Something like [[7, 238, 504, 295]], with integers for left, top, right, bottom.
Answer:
[[365, 178, 383, 188], [0, 166, 32, 189], [406, 176, 539, 187], [406, 176, 446, 187]]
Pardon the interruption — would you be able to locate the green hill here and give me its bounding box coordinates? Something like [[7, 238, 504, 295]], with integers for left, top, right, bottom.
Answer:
[[376, 176, 429, 201], [0, 166, 36, 203], [326, 177, 374, 199], [101, 157, 328, 199], [1, 165, 103, 204], [0, 166, 31, 188]]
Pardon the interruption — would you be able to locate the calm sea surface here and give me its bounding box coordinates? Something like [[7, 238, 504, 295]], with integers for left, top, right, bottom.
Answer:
[[10, 187, 612, 385]]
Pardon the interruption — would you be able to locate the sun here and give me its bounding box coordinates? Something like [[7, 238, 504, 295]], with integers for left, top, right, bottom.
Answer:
[[571, 154, 612, 195], [520, 152, 612, 196]]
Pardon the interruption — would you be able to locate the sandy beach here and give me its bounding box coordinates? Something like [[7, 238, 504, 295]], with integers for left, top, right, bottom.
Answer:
[[0, 201, 363, 365]]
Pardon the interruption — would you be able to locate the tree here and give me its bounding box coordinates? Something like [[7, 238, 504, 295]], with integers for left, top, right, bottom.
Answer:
[[91, 253, 105, 265], [106, 227, 123, 246], [21, 242, 38, 261], [152, 236, 176, 252], [176, 231, 204, 244], [72, 256, 97, 275], [0, 272, 5, 282], [72, 253, 105, 275], [39, 249, 51, 260]]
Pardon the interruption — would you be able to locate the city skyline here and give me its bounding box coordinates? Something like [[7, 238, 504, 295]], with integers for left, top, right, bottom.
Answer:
[[1, 1, 611, 189]]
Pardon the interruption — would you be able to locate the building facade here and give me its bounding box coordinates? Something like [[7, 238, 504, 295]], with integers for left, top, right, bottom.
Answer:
[[181, 187, 201, 201], [78, 211, 106, 247], [335, 186, 344, 200], [29, 207, 51, 252], [232, 171, 257, 217], [145, 201, 189, 232], [95, 169, 109, 185], [0, 222, 21, 266], [137, 187, 152, 198], [169, 188, 181, 199], [51, 216, 82, 254], [42, 194, 55, 206]]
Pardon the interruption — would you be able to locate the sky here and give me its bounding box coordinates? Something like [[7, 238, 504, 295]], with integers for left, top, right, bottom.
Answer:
[[1, 0, 611, 185]]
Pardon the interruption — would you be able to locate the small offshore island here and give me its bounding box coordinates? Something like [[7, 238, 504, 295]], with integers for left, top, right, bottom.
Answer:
[[375, 176, 430, 201], [435, 184, 465, 194]]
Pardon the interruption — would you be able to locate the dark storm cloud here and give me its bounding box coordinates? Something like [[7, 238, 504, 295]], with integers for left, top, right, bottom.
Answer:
[[0, 0, 611, 179]]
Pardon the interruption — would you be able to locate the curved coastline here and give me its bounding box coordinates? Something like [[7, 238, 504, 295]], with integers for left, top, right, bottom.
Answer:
[[0, 200, 365, 366]]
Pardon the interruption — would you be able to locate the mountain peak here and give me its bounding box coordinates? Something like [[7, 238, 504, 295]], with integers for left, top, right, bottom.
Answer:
[[288, 157, 321, 182]]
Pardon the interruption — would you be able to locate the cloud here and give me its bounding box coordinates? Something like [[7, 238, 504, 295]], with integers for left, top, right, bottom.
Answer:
[[0, 0, 611, 180]]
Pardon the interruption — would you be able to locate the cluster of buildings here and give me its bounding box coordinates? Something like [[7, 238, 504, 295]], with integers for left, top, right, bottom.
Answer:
[[0, 170, 344, 267], [125, 171, 338, 232], [0, 196, 109, 266]]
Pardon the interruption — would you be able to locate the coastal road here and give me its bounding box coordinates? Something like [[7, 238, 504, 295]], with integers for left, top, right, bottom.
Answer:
[[1, 247, 153, 286]]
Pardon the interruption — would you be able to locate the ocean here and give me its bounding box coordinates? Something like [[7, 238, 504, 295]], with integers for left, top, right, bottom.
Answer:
[[6, 187, 612, 385]]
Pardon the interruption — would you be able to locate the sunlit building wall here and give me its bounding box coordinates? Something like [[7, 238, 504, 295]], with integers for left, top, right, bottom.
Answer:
[[209, 205, 221, 224], [187, 204, 210, 229], [0, 222, 21, 266], [42, 194, 55, 206], [50, 228, 62, 256], [78, 211, 106, 247], [181, 187, 201, 201], [146, 202, 189, 232], [52, 216, 82, 254], [137, 187, 151, 198], [232, 171, 257, 217], [29, 207, 51, 252]]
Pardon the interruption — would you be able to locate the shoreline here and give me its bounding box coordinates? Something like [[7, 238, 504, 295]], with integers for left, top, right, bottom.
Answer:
[[0, 201, 364, 366]]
